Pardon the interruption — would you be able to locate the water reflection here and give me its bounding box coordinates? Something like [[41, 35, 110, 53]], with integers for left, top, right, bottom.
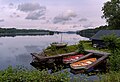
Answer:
[[15, 53, 31, 62], [25, 45, 43, 53], [0, 43, 3, 45], [0, 34, 88, 69]]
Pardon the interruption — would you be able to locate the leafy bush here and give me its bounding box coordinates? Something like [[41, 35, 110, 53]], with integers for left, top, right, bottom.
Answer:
[[76, 41, 85, 54], [0, 66, 70, 82], [102, 34, 120, 52], [99, 71, 120, 82], [102, 34, 120, 71], [109, 49, 120, 71]]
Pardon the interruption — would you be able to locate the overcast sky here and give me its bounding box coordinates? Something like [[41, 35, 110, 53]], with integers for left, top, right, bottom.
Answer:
[[0, 0, 109, 31]]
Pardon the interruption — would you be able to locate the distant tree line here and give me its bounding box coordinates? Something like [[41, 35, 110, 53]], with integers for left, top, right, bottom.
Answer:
[[76, 25, 109, 38], [0, 28, 56, 36]]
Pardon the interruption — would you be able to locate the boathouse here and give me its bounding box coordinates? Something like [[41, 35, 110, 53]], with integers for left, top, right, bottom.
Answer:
[[90, 30, 120, 48]]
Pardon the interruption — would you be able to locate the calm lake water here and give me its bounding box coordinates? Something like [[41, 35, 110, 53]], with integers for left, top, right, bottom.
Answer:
[[0, 33, 88, 70], [0, 34, 100, 81]]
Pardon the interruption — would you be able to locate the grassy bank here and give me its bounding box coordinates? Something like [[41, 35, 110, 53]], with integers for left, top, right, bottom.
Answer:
[[1, 66, 120, 82], [99, 71, 120, 82], [44, 40, 110, 56], [81, 41, 110, 52], [44, 44, 77, 56], [0, 66, 70, 82]]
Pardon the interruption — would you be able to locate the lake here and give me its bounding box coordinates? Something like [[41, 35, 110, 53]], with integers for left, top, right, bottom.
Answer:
[[0, 33, 88, 70]]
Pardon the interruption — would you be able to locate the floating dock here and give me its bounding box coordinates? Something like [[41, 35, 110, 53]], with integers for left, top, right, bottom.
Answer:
[[30, 50, 110, 73]]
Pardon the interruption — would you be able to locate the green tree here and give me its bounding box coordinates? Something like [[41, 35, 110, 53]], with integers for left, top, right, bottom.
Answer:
[[76, 41, 85, 54], [102, 34, 120, 71], [102, 0, 120, 29], [109, 49, 120, 71], [102, 34, 120, 52]]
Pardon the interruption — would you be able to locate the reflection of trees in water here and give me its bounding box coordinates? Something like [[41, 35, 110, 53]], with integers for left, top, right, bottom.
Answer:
[[25, 45, 43, 53], [73, 37, 78, 40], [0, 33, 54, 37], [8, 47, 19, 54], [15, 53, 32, 63], [0, 43, 3, 45]]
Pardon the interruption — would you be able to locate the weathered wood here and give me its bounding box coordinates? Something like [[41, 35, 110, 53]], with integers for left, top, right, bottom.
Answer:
[[67, 53, 93, 64], [70, 52, 109, 71], [85, 50, 110, 56], [31, 53, 47, 62], [31, 50, 110, 62], [31, 50, 110, 72], [31, 51, 78, 61], [85, 54, 109, 70]]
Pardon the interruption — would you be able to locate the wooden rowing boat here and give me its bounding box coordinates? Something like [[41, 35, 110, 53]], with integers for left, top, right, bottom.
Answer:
[[63, 54, 83, 64], [63, 53, 93, 64], [50, 42, 67, 48], [31, 52, 79, 63], [70, 58, 97, 69], [63, 54, 84, 64], [70, 53, 109, 70]]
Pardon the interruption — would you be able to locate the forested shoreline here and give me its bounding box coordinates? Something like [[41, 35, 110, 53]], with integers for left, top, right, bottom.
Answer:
[[0, 28, 55, 36]]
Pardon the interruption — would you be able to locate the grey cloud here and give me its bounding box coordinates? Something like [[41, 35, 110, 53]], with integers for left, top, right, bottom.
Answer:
[[18, 3, 45, 12], [72, 25, 77, 28], [13, 12, 16, 15], [16, 15, 20, 17], [53, 10, 77, 24], [9, 3, 14, 6], [25, 10, 46, 20], [53, 15, 71, 24], [46, 20, 50, 23], [17, 3, 46, 20], [79, 18, 88, 22], [40, 17, 46, 20], [10, 12, 20, 18], [9, 3, 14, 9], [83, 23, 93, 28], [10, 15, 13, 18], [0, 19, 4, 22]]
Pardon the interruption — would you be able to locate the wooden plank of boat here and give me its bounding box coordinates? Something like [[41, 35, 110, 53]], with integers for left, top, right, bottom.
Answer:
[[63, 53, 93, 64], [31, 51, 79, 62], [85, 50, 110, 56], [63, 54, 84, 64], [70, 53, 109, 70], [70, 58, 97, 69], [85, 54, 109, 70]]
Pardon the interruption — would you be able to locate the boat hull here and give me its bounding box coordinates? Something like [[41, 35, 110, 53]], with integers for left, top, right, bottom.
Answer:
[[63, 54, 84, 64], [70, 58, 97, 70], [70, 52, 109, 71], [51, 42, 67, 48]]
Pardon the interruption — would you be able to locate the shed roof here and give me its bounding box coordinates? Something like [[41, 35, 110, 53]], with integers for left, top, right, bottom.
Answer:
[[91, 30, 120, 40]]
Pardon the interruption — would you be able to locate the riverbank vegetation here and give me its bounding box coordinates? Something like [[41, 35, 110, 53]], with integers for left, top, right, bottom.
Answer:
[[44, 40, 110, 56], [0, 66, 70, 82], [102, 34, 120, 71], [98, 34, 120, 82], [44, 41, 88, 56], [99, 71, 120, 82]]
